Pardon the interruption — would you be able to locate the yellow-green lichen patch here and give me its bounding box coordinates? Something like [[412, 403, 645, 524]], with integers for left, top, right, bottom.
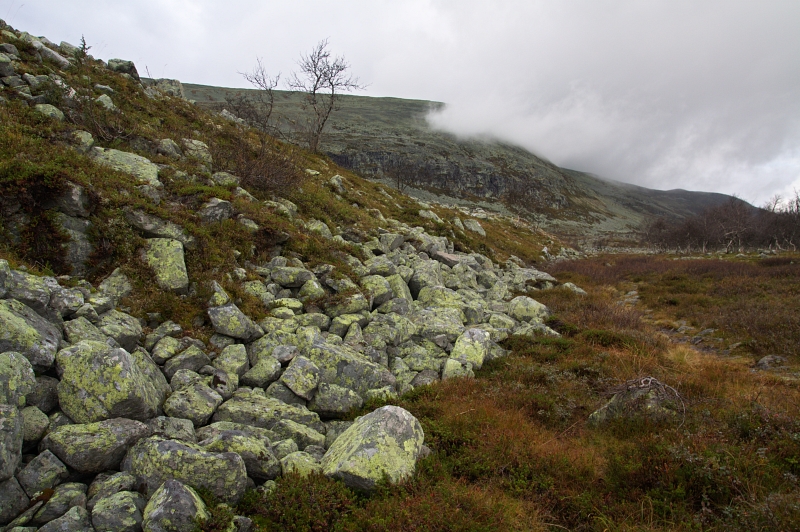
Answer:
[[142, 238, 190, 295], [320, 405, 424, 492]]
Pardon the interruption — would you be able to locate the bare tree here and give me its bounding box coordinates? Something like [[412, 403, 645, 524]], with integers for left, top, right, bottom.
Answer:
[[288, 39, 365, 152], [228, 58, 281, 142]]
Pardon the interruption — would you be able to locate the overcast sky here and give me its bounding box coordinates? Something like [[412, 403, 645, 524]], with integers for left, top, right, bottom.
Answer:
[[6, 1, 800, 205]]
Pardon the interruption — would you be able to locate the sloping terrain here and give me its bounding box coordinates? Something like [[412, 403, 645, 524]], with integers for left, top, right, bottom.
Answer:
[[185, 83, 740, 244]]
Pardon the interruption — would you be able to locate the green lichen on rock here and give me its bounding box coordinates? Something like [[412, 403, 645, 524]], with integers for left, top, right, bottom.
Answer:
[[279, 356, 320, 400], [207, 303, 262, 341], [92, 147, 162, 187], [211, 392, 324, 434], [41, 418, 150, 473], [0, 351, 36, 408], [90, 490, 146, 532], [304, 342, 396, 397], [122, 436, 247, 504], [142, 479, 209, 532], [0, 299, 61, 370], [450, 328, 491, 370], [142, 238, 190, 295], [321, 405, 424, 492], [507, 296, 550, 323], [280, 451, 322, 477], [55, 341, 161, 423], [200, 430, 280, 480]]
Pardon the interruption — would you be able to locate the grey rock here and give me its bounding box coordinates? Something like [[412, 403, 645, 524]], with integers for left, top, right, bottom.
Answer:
[[91, 490, 146, 532], [107, 59, 140, 80], [197, 198, 233, 223], [270, 419, 326, 450], [144, 321, 182, 351], [264, 381, 307, 406], [146, 417, 196, 442], [163, 346, 210, 380], [122, 436, 247, 504], [279, 356, 320, 400], [200, 430, 281, 480], [97, 310, 142, 352], [321, 405, 424, 492], [142, 238, 190, 295], [124, 210, 195, 249], [56, 341, 161, 423], [0, 477, 29, 525], [21, 405, 49, 444], [163, 382, 223, 427], [308, 383, 363, 419], [181, 139, 212, 168], [0, 351, 36, 408], [36, 506, 92, 532], [212, 391, 324, 433], [240, 357, 281, 388], [212, 344, 249, 378], [0, 299, 61, 370], [462, 219, 486, 236], [29, 482, 87, 527], [0, 405, 22, 481], [207, 303, 263, 341], [156, 138, 183, 159], [34, 104, 64, 121], [16, 449, 69, 497], [87, 472, 137, 511], [92, 147, 161, 188], [141, 479, 209, 532], [40, 418, 150, 473]]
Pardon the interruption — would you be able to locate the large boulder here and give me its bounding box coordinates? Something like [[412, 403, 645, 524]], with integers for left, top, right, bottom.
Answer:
[[0, 351, 36, 408], [141, 479, 209, 532], [308, 383, 364, 418], [163, 382, 223, 427], [507, 296, 550, 323], [321, 405, 424, 492], [199, 430, 281, 480], [207, 303, 263, 341], [92, 147, 161, 188], [211, 391, 324, 433], [55, 341, 161, 423], [0, 404, 22, 482], [142, 239, 190, 295], [0, 299, 61, 370], [122, 436, 247, 504], [29, 482, 88, 527], [40, 418, 150, 473], [38, 506, 93, 532], [90, 490, 147, 532], [304, 341, 396, 397], [450, 328, 491, 371], [97, 310, 143, 352]]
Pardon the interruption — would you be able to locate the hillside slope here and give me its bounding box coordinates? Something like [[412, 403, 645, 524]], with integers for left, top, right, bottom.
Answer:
[[184, 83, 740, 244]]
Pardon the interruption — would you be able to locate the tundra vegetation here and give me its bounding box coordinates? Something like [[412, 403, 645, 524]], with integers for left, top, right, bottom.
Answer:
[[0, 22, 798, 532]]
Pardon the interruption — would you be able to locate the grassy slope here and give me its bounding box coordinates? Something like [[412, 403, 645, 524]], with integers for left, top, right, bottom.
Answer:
[[183, 83, 740, 245]]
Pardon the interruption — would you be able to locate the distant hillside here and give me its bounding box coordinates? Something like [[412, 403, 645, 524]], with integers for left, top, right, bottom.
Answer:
[[184, 83, 742, 245]]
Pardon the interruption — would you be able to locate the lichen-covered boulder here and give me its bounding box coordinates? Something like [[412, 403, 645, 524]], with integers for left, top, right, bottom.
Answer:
[[163, 382, 223, 427], [63, 315, 106, 344], [207, 303, 263, 341], [271, 419, 326, 450], [97, 310, 143, 352], [386, 274, 413, 302], [362, 313, 417, 347], [281, 451, 322, 477], [182, 139, 212, 167], [162, 346, 210, 380], [199, 430, 280, 480], [37, 506, 92, 532], [271, 267, 314, 288], [0, 477, 29, 525], [29, 482, 87, 527], [304, 341, 396, 397], [360, 275, 393, 309], [91, 490, 146, 532], [409, 308, 465, 342], [16, 450, 69, 497], [211, 392, 324, 433], [417, 285, 463, 310], [441, 358, 475, 380], [462, 218, 485, 236], [87, 472, 137, 511], [212, 344, 249, 378], [279, 356, 320, 400], [450, 328, 491, 371], [142, 239, 189, 295], [56, 341, 161, 423], [0, 405, 22, 482], [321, 405, 424, 492], [146, 417, 196, 443], [0, 299, 61, 370], [122, 436, 247, 503], [21, 406, 48, 444], [197, 198, 232, 223], [507, 296, 550, 323], [240, 357, 281, 388], [408, 261, 442, 298], [40, 418, 150, 473], [323, 292, 370, 319], [0, 351, 36, 408], [141, 479, 209, 532], [309, 383, 364, 418], [93, 147, 161, 187], [588, 378, 680, 427]]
